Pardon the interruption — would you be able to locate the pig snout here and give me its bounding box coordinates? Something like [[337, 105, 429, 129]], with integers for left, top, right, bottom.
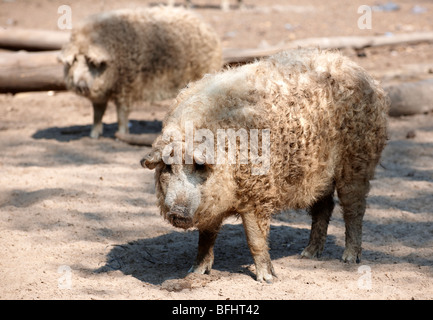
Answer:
[[167, 204, 193, 229], [74, 79, 90, 95], [159, 165, 202, 229], [71, 58, 92, 96]]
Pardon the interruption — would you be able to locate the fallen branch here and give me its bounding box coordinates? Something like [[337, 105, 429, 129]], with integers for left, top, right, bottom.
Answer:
[[115, 132, 160, 146], [372, 63, 433, 84], [1, 27, 432, 63], [385, 79, 433, 117], [223, 32, 433, 64], [0, 50, 65, 93], [0, 27, 70, 51]]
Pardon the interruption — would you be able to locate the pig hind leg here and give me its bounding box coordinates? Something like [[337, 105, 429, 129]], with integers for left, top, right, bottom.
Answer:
[[337, 179, 370, 264], [301, 187, 335, 259]]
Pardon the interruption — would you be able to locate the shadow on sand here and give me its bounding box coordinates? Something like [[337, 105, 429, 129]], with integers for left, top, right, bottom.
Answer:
[[94, 223, 342, 285], [32, 120, 162, 142]]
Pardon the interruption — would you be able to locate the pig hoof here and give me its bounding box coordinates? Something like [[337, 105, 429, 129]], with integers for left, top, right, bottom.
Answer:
[[342, 249, 361, 264], [90, 126, 102, 139], [188, 265, 211, 275], [301, 245, 322, 259], [117, 125, 130, 135], [255, 263, 276, 283], [256, 272, 274, 284], [90, 131, 100, 139]]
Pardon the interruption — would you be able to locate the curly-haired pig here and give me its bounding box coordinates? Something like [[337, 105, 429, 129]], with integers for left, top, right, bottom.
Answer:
[[59, 6, 222, 138], [141, 49, 388, 282]]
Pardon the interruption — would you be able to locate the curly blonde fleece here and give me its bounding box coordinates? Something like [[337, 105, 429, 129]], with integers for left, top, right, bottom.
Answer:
[[158, 48, 387, 212], [144, 48, 388, 281]]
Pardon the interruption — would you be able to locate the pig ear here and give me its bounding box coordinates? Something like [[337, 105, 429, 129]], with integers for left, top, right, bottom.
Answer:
[[58, 45, 75, 65], [140, 150, 162, 170]]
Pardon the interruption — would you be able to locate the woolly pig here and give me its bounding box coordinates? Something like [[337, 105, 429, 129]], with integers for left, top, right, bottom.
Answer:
[[59, 6, 222, 138], [141, 49, 388, 282]]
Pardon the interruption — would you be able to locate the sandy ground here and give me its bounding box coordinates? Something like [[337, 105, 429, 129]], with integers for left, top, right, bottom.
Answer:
[[0, 0, 432, 300]]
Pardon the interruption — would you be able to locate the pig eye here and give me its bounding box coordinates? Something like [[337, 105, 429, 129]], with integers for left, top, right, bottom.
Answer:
[[194, 163, 206, 172], [86, 57, 106, 72]]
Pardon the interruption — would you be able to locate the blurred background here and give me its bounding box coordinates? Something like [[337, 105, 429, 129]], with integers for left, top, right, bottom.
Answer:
[[1, 0, 433, 87]]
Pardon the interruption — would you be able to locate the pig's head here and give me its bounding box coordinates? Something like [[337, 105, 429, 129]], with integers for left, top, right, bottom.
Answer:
[[140, 134, 237, 230], [58, 37, 116, 103]]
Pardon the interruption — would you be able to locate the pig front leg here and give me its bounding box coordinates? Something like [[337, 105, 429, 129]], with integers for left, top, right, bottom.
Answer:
[[90, 101, 108, 138], [189, 228, 220, 275], [241, 212, 276, 283]]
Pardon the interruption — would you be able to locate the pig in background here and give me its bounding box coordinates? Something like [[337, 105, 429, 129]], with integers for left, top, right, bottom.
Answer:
[[59, 6, 222, 139]]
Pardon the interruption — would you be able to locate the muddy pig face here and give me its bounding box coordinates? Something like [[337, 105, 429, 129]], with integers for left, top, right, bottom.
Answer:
[[144, 152, 213, 228], [142, 137, 226, 229], [59, 44, 115, 103], [159, 162, 213, 229]]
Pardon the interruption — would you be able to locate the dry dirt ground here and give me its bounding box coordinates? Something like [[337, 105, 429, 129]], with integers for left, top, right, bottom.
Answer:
[[0, 0, 432, 300]]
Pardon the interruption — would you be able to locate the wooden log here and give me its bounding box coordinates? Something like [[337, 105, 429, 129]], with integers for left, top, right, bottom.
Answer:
[[289, 32, 433, 50], [0, 50, 65, 93], [115, 132, 160, 146], [223, 32, 433, 64], [385, 79, 433, 117], [0, 27, 70, 51], [1, 27, 432, 63], [372, 63, 433, 84]]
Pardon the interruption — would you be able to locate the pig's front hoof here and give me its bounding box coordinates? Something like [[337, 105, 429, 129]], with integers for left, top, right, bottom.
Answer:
[[116, 124, 130, 135], [255, 262, 276, 283], [256, 272, 273, 284], [90, 126, 102, 139], [188, 263, 212, 275], [300, 245, 323, 259], [90, 131, 100, 139], [342, 249, 361, 264]]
